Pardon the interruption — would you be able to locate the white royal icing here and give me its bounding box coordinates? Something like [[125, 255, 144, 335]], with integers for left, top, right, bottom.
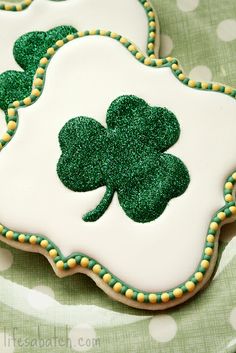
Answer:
[[0, 36, 235, 292], [0, 0, 150, 74]]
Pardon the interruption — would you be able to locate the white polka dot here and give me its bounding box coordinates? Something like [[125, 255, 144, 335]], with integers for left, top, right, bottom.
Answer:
[[230, 308, 236, 330], [27, 285, 55, 310], [189, 65, 212, 82], [0, 248, 13, 271], [69, 324, 97, 352], [0, 332, 14, 353], [160, 34, 173, 57], [149, 315, 177, 343], [217, 19, 236, 42], [177, 0, 199, 12]]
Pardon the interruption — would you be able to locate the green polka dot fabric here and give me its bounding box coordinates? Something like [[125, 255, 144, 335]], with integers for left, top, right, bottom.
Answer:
[[0, 0, 236, 352]]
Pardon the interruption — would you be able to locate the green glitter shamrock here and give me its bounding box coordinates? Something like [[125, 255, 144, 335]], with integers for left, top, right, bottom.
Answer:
[[0, 26, 77, 118], [57, 95, 190, 223]]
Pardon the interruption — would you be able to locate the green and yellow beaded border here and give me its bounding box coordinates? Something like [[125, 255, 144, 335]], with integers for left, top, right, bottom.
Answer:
[[0, 0, 32, 11], [0, 0, 158, 58], [0, 30, 236, 306]]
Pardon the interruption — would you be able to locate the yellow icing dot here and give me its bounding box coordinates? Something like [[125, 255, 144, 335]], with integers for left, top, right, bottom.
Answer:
[[56, 260, 64, 270], [149, 54, 156, 59], [66, 34, 74, 41], [125, 289, 134, 299], [6, 231, 14, 240], [56, 40, 64, 47], [89, 29, 96, 35], [47, 48, 55, 56], [188, 80, 196, 88], [128, 44, 136, 52], [212, 83, 220, 91], [178, 73, 185, 81], [16, 4, 22, 11], [136, 52, 143, 59], [210, 222, 219, 231], [2, 133, 11, 142], [232, 172, 236, 180], [13, 101, 20, 108], [137, 293, 145, 303], [29, 235, 37, 244], [18, 234, 25, 243], [149, 293, 157, 303], [201, 82, 208, 89], [217, 212, 226, 221], [25, 0, 32, 5], [148, 43, 154, 50], [225, 182, 233, 189], [205, 247, 213, 256], [171, 64, 179, 70], [166, 57, 173, 62], [4, 4, 13, 10], [195, 272, 203, 282], [80, 257, 89, 267], [185, 281, 195, 292], [173, 288, 183, 298], [7, 121, 17, 130], [8, 108, 15, 117], [31, 89, 41, 97], [144, 58, 152, 65], [201, 259, 210, 269], [67, 258, 77, 268], [161, 292, 169, 303], [225, 194, 233, 202], [110, 32, 118, 39], [225, 86, 232, 94], [120, 37, 127, 44], [148, 11, 155, 18], [207, 234, 215, 243], [149, 21, 156, 27], [78, 31, 84, 37], [156, 59, 163, 66], [229, 206, 236, 215], [103, 273, 112, 283], [34, 78, 43, 86], [149, 31, 155, 38], [113, 282, 122, 293], [0, 143, 3, 150], [40, 239, 48, 248], [144, 1, 150, 8], [40, 57, 48, 65], [36, 67, 45, 75], [49, 249, 57, 258], [23, 97, 31, 105], [92, 264, 101, 274], [100, 30, 107, 36], [0, 225, 3, 233]]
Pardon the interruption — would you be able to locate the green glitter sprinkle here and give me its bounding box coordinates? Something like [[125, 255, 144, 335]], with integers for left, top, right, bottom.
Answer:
[[57, 95, 190, 223], [0, 26, 77, 117]]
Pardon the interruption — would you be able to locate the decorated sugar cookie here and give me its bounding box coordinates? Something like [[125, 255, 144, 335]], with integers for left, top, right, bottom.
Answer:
[[0, 0, 158, 119], [0, 2, 236, 310], [0, 0, 157, 73]]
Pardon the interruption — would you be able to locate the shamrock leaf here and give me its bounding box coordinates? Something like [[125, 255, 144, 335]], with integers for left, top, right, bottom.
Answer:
[[0, 26, 77, 116], [57, 95, 190, 223]]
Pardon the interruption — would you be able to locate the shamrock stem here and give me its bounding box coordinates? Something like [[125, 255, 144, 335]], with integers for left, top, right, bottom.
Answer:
[[83, 185, 115, 222]]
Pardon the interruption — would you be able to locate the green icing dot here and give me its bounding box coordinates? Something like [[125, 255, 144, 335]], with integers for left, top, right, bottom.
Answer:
[[88, 259, 96, 269]]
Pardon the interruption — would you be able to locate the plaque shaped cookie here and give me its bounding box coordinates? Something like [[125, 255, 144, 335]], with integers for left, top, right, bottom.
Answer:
[[0, 3, 236, 310], [0, 0, 158, 117]]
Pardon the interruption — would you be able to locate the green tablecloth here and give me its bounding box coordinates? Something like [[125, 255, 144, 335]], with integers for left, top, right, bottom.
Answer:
[[0, 0, 236, 352]]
